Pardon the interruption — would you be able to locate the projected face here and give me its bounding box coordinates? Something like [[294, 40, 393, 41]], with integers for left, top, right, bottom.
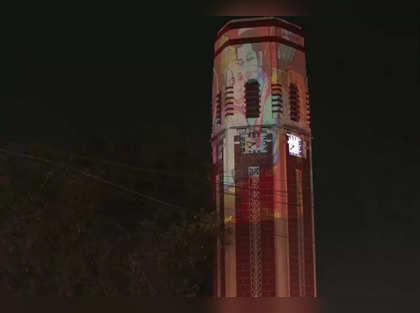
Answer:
[[237, 43, 258, 81], [227, 63, 245, 99]]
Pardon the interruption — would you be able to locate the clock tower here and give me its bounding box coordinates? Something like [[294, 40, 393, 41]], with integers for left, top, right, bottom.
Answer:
[[211, 17, 316, 297]]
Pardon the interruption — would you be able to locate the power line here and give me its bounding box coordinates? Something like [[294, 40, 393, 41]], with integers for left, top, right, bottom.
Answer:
[[9, 143, 312, 187], [1, 146, 313, 210], [215, 182, 313, 194], [0, 147, 187, 211], [215, 191, 310, 208], [66, 151, 209, 181], [2, 142, 210, 181]]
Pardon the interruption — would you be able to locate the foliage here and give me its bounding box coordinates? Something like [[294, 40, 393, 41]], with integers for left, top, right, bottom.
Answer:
[[0, 139, 216, 296]]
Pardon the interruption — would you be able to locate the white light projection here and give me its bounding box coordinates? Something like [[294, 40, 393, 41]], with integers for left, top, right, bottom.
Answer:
[[287, 133, 302, 157]]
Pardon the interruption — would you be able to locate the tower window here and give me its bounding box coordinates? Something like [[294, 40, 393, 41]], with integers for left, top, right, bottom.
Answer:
[[306, 91, 310, 127], [216, 91, 221, 126], [271, 83, 283, 115], [245, 79, 260, 118], [224, 86, 234, 118], [289, 83, 300, 122]]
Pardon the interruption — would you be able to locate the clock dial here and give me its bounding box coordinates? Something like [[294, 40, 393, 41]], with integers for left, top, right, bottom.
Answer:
[[287, 134, 302, 157]]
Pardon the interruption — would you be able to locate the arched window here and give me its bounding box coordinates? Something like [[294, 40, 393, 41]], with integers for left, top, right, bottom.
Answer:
[[271, 83, 283, 115], [289, 83, 300, 122], [245, 79, 260, 118], [216, 91, 221, 126], [224, 86, 234, 118], [306, 91, 310, 127]]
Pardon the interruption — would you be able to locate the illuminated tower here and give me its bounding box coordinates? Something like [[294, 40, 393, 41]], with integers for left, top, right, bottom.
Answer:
[[211, 17, 316, 297]]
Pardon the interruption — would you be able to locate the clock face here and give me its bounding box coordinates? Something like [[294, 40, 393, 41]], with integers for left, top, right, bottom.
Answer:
[[287, 134, 302, 157]]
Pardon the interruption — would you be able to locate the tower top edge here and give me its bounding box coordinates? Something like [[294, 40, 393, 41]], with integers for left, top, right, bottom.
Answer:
[[217, 17, 303, 38]]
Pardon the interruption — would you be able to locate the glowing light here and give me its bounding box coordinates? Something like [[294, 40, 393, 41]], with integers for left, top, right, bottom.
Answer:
[[224, 215, 233, 224], [287, 133, 302, 157]]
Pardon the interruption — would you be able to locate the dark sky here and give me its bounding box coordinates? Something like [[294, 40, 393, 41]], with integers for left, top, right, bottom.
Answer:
[[3, 16, 420, 298]]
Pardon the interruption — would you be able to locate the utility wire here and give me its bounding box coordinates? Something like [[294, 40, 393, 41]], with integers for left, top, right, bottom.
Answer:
[[25, 143, 210, 181], [215, 179, 313, 194], [1, 146, 313, 209], [215, 191, 308, 208], [0, 147, 186, 211], [11, 143, 311, 186]]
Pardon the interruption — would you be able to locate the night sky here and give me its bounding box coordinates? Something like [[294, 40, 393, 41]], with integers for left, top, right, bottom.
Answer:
[[3, 16, 420, 298]]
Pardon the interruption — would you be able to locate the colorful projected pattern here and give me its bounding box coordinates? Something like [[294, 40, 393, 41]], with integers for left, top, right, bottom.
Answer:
[[212, 24, 309, 133], [212, 18, 315, 298], [239, 128, 272, 154]]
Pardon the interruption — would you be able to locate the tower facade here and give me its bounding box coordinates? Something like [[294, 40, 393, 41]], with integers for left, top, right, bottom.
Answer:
[[211, 17, 316, 297]]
